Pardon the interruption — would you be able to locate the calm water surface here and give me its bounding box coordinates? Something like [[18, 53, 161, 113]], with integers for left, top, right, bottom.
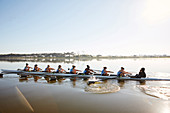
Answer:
[[0, 58, 170, 113]]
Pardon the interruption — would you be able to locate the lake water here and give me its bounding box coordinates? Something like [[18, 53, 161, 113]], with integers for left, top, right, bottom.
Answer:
[[0, 58, 170, 113]]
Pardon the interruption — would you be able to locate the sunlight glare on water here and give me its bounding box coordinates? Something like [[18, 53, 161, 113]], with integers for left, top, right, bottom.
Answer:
[[137, 85, 170, 100]]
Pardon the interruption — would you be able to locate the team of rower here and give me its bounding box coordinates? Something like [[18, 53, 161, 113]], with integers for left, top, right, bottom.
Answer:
[[24, 63, 146, 78]]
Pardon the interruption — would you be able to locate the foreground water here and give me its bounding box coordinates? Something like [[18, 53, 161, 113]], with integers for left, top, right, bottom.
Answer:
[[0, 58, 170, 113]]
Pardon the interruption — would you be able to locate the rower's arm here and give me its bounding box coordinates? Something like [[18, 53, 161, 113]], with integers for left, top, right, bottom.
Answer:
[[89, 69, 94, 72], [28, 67, 33, 69], [62, 69, 66, 72], [125, 71, 132, 74], [106, 71, 114, 73]]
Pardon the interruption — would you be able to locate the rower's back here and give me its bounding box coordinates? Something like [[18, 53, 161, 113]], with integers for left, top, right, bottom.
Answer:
[[139, 68, 146, 78], [136, 68, 146, 78]]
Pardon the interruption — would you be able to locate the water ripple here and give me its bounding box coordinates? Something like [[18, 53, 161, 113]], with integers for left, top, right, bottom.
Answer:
[[85, 83, 120, 94], [137, 85, 170, 100]]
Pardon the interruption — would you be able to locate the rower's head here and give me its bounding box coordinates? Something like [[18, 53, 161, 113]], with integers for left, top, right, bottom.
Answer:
[[58, 65, 61, 68], [104, 67, 107, 70], [87, 65, 90, 68], [141, 68, 145, 72], [47, 65, 50, 67], [121, 67, 124, 70], [72, 65, 76, 69], [35, 64, 37, 67], [26, 63, 28, 66]]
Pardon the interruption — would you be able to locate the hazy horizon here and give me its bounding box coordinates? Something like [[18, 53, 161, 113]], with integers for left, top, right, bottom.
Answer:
[[0, 0, 170, 56]]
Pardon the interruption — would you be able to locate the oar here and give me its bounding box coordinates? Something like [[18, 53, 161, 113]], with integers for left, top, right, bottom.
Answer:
[[107, 71, 114, 73], [68, 68, 82, 72], [92, 69, 102, 72], [92, 69, 114, 73]]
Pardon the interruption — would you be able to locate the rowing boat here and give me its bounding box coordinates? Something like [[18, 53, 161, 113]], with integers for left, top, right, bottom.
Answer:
[[1, 69, 170, 81], [1, 69, 117, 79]]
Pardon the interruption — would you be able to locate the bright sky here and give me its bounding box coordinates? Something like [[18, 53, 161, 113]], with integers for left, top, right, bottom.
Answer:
[[0, 0, 170, 56]]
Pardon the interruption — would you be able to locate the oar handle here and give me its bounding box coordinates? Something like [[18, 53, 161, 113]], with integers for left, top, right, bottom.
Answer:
[[108, 71, 114, 73]]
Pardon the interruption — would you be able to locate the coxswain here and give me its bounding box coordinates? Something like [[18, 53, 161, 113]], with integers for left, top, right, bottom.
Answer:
[[70, 65, 81, 74], [101, 67, 113, 76], [135, 68, 146, 78], [56, 65, 66, 73], [33, 64, 42, 72], [117, 67, 132, 77], [83, 65, 94, 75], [45, 65, 55, 73], [24, 63, 32, 71]]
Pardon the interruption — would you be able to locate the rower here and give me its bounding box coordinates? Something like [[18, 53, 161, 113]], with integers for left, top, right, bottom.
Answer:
[[45, 65, 55, 73], [70, 65, 81, 74], [101, 67, 113, 76], [24, 63, 32, 71], [56, 65, 66, 73], [33, 64, 42, 72], [117, 67, 132, 77], [83, 65, 94, 75], [135, 68, 146, 78]]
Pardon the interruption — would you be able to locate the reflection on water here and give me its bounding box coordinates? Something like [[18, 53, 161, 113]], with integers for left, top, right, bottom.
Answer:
[[19, 77, 28, 82], [33, 76, 42, 82], [17, 75, 120, 94], [139, 80, 146, 85], [13, 73, 170, 100], [47, 80, 57, 84], [117, 80, 125, 87], [0, 57, 94, 63], [71, 80, 76, 87]]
